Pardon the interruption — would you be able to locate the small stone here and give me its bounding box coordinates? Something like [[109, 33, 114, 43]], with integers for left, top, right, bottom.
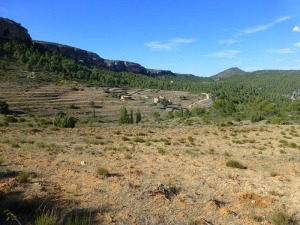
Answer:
[[80, 161, 85, 165]]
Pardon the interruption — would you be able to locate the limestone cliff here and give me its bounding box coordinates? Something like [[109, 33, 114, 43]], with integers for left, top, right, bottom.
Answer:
[[34, 41, 106, 67], [0, 18, 31, 42], [1, 17, 175, 76]]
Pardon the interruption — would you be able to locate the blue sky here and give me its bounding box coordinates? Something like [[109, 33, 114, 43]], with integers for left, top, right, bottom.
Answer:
[[1, 0, 300, 76]]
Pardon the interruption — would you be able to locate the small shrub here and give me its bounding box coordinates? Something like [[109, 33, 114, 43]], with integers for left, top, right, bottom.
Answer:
[[11, 142, 20, 148], [188, 136, 194, 142], [53, 112, 77, 128], [226, 160, 247, 169], [39, 118, 53, 125], [97, 167, 109, 177], [18, 118, 26, 122], [71, 87, 80, 91], [0, 101, 9, 114], [34, 210, 58, 225], [224, 151, 232, 157], [289, 142, 297, 148], [208, 148, 215, 155], [0, 156, 4, 164], [0, 121, 9, 127], [5, 115, 18, 123], [122, 136, 130, 141], [89, 101, 95, 108], [64, 213, 90, 225], [157, 148, 166, 155], [17, 172, 30, 183], [271, 211, 292, 225], [133, 137, 145, 143]]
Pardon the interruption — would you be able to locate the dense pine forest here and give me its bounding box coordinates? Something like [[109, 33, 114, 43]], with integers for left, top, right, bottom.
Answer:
[[1, 40, 300, 124]]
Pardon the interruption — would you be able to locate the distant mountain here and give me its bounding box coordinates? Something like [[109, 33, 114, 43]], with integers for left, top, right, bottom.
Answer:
[[212, 67, 247, 79]]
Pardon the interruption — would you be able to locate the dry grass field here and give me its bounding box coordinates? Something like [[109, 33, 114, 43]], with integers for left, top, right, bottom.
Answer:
[[0, 83, 299, 225]]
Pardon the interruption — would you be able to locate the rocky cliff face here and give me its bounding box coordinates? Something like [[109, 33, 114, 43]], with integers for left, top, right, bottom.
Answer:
[[104, 60, 148, 74], [291, 89, 300, 100], [105, 60, 174, 76], [34, 41, 106, 67], [0, 18, 31, 42], [1, 17, 175, 77]]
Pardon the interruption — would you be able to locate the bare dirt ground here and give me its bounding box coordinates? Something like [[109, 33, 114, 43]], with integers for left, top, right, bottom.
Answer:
[[0, 84, 300, 225]]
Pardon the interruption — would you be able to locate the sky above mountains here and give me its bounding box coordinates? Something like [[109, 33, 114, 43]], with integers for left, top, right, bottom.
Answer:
[[1, 0, 300, 76]]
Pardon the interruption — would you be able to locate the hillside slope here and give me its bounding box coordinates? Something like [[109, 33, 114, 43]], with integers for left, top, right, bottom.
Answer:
[[212, 67, 247, 79]]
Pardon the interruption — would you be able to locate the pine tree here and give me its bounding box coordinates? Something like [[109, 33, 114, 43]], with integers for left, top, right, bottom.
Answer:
[[119, 107, 129, 124], [130, 109, 134, 124], [136, 110, 142, 124]]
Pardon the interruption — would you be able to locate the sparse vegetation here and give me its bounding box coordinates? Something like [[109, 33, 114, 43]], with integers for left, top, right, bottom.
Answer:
[[270, 211, 293, 225], [0, 101, 9, 114], [226, 160, 247, 169], [157, 148, 166, 155], [34, 210, 58, 225], [53, 111, 77, 128], [16, 172, 30, 183], [97, 167, 109, 177]]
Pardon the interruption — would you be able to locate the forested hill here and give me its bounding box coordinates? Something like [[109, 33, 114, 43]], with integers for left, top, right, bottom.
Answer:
[[211, 67, 247, 79]]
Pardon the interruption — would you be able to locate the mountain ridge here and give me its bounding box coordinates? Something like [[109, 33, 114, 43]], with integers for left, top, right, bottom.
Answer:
[[1, 17, 300, 78], [0, 17, 174, 77]]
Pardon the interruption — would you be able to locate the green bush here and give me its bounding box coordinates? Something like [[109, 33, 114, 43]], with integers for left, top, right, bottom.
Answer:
[[53, 112, 77, 128], [191, 107, 206, 116], [157, 148, 166, 155], [226, 160, 247, 169], [97, 167, 109, 177], [271, 211, 292, 225], [0, 101, 9, 114], [5, 115, 18, 123], [0, 156, 4, 164], [16, 172, 30, 183], [0, 121, 9, 127]]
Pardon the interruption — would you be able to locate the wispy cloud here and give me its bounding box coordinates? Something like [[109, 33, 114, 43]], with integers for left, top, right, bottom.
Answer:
[[208, 50, 240, 58], [219, 39, 240, 46], [293, 26, 300, 32], [295, 59, 300, 62], [236, 16, 291, 36], [265, 48, 295, 53], [294, 42, 300, 48], [144, 38, 197, 51]]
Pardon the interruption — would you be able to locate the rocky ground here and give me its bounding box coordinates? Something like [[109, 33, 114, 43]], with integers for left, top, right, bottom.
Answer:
[[0, 124, 300, 224]]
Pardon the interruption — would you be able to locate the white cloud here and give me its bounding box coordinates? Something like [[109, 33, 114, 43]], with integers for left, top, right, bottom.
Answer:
[[219, 39, 240, 46], [144, 38, 197, 51], [295, 59, 300, 62], [209, 50, 240, 58], [265, 48, 295, 53], [236, 16, 291, 36], [293, 26, 300, 32], [294, 42, 300, 48]]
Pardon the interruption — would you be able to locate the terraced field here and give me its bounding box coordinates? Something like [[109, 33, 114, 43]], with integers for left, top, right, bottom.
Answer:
[[0, 83, 208, 123]]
